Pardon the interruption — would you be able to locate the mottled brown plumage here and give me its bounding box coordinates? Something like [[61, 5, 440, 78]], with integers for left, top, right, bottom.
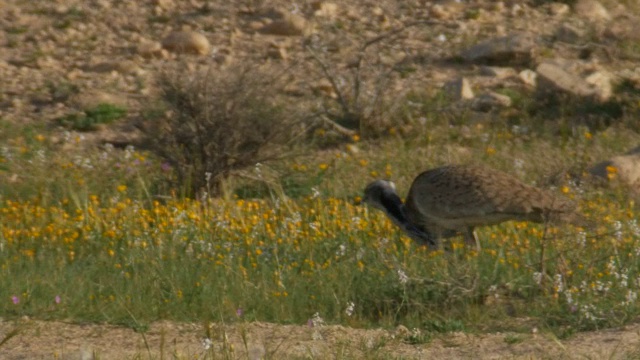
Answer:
[[363, 165, 587, 249]]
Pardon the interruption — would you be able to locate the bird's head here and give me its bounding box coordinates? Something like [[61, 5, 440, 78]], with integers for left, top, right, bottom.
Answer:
[[363, 180, 397, 211]]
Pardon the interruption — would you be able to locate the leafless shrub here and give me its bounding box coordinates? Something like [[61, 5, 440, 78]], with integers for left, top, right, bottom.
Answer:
[[142, 64, 305, 197], [305, 21, 439, 139]]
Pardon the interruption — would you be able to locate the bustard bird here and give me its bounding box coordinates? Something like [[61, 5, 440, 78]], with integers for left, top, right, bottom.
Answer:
[[363, 165, 588, 250]]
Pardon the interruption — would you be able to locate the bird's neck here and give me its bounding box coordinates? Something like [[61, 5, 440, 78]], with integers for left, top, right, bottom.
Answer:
[[379, 190, 438, 248]]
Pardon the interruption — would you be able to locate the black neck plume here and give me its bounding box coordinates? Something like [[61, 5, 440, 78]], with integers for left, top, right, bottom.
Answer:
[[379, 190, 438, 248]]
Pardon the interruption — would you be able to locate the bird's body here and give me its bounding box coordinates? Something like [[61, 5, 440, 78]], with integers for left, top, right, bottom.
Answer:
[[363, 165, 587, 249]]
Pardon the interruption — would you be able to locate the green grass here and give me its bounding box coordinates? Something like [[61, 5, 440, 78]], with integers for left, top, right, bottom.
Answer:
[[0, 90, 639, 350], [55, 103, 127, 131]]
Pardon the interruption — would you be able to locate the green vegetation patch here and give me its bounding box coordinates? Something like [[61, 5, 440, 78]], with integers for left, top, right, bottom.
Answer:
[[55, 103, 127, 131]]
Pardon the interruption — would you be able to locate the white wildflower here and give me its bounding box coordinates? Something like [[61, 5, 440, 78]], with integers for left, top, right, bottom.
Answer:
[[513, 159, 524, 170], [345, 302, 355, 317], [532, 272, 543, 285], [565, 291, 573, 305], [124, 145, 134, 159], [488, 285, 499, 299], [629, 219, 640, 236], [310, 312, 325, 327], [581, 304, 597, 322], [202, 338, 213, 350], [397, 269, 409, 285], [621, 273, 629, 287], [336, 244, 346, 257], [613, 220, 623, 240], [554, 274, 564, 293]]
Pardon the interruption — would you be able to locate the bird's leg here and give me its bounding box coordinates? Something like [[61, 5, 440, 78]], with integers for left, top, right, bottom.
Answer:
[[463, 227, 480, 251], [432, 229, 443, 251]]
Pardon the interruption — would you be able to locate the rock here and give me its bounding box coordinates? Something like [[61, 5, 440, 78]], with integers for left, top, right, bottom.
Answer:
[[556, 23, 586, 43], [460, 33, 536, 65], [312, 79, 337, 98], [574, 0, 611, 22], [519, 69, 537, 87], [472, 91, 512, 112], [590, 149, 640, 191], [161, 31, 211, 55], [444, 77, 474, 100], [260, 12, 308, 36], [548, 2, 570, 16], [153, 0, 173, 10], [394, 325, 411, 338], [430, 4, 451, 19], [479, 66, 517, 79], [137, 41, 165, 58], [345, 144, 359, 155], [267, 44, 287, 60], [312, 2, 338, 17], [617, 68, 640, 90], [536, 62, 600, 100], [430, 0, 465, 20], [584, 71, 612, 102], [604, 17, 640, 41]]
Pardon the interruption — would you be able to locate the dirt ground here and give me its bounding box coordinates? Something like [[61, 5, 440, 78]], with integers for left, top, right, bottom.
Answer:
[[2, 319, 640, 359]]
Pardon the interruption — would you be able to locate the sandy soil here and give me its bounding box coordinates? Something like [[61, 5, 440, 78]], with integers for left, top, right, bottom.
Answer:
[[1, 319, 640, 359]]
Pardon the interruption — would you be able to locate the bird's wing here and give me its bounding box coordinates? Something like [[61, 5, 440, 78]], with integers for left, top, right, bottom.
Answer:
[[407, 166, 574, 221]]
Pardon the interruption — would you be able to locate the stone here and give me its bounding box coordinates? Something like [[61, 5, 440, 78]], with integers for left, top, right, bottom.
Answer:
[[604, 17, 640, 41], [518, 69, 537, 87], [574, 0, 611, 22], [312, 79, 337, 99], [556, 23, 586, 43], [548, 2, 570, 16], [260, 13, 308, 36], [472, 91, 512, 112], [153, 0, 174, 10], [267, 44, 287, 60], [479, 66, 517, 79], [617, 68, 640, 90], [161, 31, 211, 55], [312, 2, 338, 17], [536, 62, 598, 100], [460, 33, 536, 65], [584, 71, 612, 102], [444, 77, 474, 100], [430, 0, 465, 20], [430, 4, 451, 20], [394, 325, 411, 338], [137, 41, 165, 58], [590, 149, 640, 191]]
